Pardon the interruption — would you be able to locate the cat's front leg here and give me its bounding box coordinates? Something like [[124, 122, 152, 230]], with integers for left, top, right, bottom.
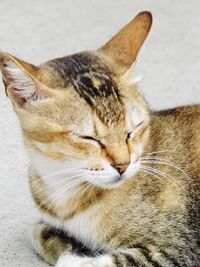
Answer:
[[33, 222, 73, 265], [33, 223, 180, 267], [56, 246, 181, 267], [33, 221, 103, 266]]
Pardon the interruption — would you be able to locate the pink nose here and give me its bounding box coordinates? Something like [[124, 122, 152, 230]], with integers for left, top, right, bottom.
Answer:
[[112, 162, 130, 175]]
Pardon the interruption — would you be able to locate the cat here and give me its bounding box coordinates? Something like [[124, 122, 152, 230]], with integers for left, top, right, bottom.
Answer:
[[1, 10, 200, 267]]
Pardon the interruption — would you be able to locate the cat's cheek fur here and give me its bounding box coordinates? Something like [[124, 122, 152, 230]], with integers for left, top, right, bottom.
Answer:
[[28, 150, 85, 176], [121, 160, 140, 181], [56, 253, 113, 267]]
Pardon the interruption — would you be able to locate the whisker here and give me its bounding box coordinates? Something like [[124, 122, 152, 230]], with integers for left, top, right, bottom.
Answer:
[[34, 174, 83, 193], [58, 182, 91, 221], [47, 177, 81, 200], [37, 178, 82, 211], [42, 168, 85, 179], [72, 182, 90, 198], [140, 165, 184, 190], [31, 173, 83, 185], [42, 183, 81, 212], [88, 184, 95, 199], [139, 165, 198, 214], [140, 157, 191, 181]]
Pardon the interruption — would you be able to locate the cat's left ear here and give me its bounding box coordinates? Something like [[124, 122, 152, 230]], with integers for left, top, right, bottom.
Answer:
[[98, 11, 152, 75], [0, 52, 54, 108]]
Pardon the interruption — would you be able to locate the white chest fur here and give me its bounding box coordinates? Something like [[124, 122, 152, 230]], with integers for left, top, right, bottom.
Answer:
[[29, 150, 104, 250], [40, 204, 102, 250]]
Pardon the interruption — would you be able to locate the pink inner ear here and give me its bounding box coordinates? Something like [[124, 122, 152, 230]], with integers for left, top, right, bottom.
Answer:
[[0, 54, 54, 108], [11, 89, 27, 107], [17, 97, 27, 107]]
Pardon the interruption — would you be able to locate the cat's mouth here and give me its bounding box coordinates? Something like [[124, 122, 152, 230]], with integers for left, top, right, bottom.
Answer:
[[85, 161, 140, 189]]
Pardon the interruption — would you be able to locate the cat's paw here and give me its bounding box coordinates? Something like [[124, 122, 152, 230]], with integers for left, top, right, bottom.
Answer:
[[55, 254, 91, 267], [56, 253, 113, 267]]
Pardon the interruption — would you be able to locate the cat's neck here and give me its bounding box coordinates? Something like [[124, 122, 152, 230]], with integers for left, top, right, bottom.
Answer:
[[29, 161, 106, 221]]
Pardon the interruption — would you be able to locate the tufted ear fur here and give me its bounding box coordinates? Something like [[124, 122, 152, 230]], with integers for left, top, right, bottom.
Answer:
[[0, 52, 54, 108], [99, 11, 152, 75]]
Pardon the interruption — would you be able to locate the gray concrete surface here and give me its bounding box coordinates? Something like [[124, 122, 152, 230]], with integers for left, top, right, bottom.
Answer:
[[0, 0, 200, 266]]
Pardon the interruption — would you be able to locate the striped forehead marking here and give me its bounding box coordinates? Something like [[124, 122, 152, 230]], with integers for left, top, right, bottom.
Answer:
[[49, 52, 125, 125]]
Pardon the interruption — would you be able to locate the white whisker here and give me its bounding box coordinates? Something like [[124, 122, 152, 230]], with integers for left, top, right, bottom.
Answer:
[[37, 178, 82, 210], [35, 174, 83, 193], [42, 168, 85, 179], [140, 156, 192, 182], [72, 182, 90, 198], [140, 159, 189, 178], [140, 165, 183, 190], [31, 172, 83, 185], [139, 165, 197, 214]]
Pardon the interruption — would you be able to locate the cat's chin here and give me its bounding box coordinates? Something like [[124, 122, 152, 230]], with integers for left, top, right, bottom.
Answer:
[[95, 176, 124, 189], [88, 175, 131, 190]]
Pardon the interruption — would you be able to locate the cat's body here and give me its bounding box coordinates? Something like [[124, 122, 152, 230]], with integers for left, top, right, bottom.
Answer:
[[1, 11, 200, 267], [32, 105, 200, 266]]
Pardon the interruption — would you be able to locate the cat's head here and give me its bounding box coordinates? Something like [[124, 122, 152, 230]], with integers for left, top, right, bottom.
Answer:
[[0, 11, 152, 189]]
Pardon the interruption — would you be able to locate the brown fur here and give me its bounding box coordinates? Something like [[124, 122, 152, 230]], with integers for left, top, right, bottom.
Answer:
[[1, 11, 200, 267]]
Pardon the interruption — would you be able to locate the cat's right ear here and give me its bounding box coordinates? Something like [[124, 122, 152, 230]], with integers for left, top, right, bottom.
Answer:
[[0, 52, 55, 108], [98, 11, 152, 75]]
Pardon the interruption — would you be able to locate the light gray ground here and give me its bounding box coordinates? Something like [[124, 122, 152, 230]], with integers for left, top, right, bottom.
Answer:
[[0, 0, 200, 266]]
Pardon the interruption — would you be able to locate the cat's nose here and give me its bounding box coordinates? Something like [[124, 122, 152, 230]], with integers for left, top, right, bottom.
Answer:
[[113, 162, 130, 175]]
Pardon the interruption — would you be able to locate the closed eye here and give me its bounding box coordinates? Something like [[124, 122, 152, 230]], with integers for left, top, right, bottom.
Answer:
[[127, 131, 132, 139], [126, 121, 144, 139], [80, 135, 102, 145]]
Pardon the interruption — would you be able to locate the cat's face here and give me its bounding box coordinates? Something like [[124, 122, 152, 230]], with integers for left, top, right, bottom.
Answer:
[[23, 52, 150, 189], [0, 12, 152, 189]]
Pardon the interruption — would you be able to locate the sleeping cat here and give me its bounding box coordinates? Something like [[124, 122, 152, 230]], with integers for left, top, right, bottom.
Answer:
[[1, 11, 200, 267]]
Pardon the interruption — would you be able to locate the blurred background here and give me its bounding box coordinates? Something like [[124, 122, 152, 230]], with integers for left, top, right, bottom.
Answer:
[[0, 0, 200, 266]]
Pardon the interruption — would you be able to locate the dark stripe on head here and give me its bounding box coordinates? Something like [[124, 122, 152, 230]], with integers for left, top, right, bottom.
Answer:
[[48, 52, 125, 125]]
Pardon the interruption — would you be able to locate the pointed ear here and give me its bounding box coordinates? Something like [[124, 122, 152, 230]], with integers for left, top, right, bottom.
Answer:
[[0, 52, 54, 108], [99, 11, 152, 75]]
